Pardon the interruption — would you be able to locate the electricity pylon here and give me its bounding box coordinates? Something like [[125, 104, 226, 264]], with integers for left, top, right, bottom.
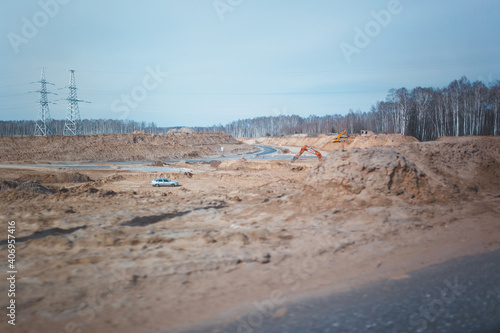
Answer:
[[33, 68, 56, 136], [63, 70, 90, 136]]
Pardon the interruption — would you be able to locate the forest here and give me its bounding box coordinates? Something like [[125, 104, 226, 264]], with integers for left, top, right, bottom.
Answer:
[[1, 77, 499, 141], [198, 77, 500, 141]]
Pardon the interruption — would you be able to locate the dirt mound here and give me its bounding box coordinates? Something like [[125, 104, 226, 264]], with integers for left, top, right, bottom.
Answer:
[[16, 172, 93, 184], [303, 149, 434, 205], [400, 136, 500, 194], [300, 136, 500, 208], [319, 133, 418, 151], [0, 178, 54, 194], [209, 160, 222, 168], [348, 134, 418, 149], [277, 148, 291, 154], [244, 133, 419, 152], [0, 132, 253, 162]]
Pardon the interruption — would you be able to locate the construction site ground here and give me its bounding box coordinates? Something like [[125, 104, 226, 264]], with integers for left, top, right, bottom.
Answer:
[[0, 133, 499, 333]]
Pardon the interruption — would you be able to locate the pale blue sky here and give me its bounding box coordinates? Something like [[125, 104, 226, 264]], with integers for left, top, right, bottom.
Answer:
[[1, 0, 499, 127]]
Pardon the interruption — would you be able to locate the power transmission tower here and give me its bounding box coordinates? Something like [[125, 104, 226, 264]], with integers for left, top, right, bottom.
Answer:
[[63, 70, 90, 136], [33, 68, 56, 136]]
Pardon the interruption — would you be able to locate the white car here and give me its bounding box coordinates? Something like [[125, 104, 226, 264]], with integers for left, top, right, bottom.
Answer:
[[151, 177, 179, 187]]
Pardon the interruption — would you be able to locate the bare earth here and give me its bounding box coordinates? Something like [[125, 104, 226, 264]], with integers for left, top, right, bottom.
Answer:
[[0, 133, 499, 333], [0, 132, 252, 162]]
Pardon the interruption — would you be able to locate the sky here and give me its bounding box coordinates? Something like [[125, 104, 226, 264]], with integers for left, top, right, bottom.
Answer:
[[1, 0, 499, 127]]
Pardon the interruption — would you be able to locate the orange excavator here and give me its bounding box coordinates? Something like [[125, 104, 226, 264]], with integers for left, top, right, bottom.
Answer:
[[291, 145, 322, 163]]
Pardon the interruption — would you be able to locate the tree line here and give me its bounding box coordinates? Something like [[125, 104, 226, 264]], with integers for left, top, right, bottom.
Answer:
[[0, 119, 168, 138], [197, 77, 500, 141], [1, 76, 499, 141]]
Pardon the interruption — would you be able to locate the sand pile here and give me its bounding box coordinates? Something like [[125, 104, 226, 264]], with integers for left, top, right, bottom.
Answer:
[[303, 148, 433, 204], [277, 148, 291, 154], [348, 134, 419, 149], [317, 133, 419, 151], [16, 172, 93, 184], [244, 133, 419, 152], [245, 134, 333, 150], [401, 136, 500, 194], [0, 132, 253, 162], [300, 136, 500, 207]]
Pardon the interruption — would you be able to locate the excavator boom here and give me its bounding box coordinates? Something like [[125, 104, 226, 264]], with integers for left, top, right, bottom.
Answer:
[[332, 130, 347, 142], [291, 145, 322, 163]]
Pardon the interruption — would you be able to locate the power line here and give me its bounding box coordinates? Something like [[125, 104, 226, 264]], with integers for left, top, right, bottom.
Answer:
[[62, 70, 90, 136], [33, 68, 56, 137], [0, 68, 41, 77]]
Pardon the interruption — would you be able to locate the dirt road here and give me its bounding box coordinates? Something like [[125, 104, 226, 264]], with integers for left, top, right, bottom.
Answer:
[[0, 134, 499, 333]]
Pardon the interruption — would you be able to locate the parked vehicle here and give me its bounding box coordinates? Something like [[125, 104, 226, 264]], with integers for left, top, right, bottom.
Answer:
[[151, 177, 179, 187]]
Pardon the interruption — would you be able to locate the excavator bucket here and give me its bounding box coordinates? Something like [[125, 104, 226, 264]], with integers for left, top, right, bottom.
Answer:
[[291, 156, 298, 163]]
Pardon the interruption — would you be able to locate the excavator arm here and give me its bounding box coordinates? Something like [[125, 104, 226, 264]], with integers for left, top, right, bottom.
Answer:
[[291, 145, 322, 163], [332, 130, 347, 142]]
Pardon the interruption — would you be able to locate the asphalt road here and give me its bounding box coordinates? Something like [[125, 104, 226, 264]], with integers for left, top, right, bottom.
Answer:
[[179, 249, 500, 333], [0, 145, 281, 171], [254, 145, 278, 156]]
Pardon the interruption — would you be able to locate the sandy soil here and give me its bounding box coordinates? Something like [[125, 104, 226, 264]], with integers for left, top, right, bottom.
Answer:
[[0, 132, 254, 162], [0, 135, 499, 333], [243, 132, 419, 152]]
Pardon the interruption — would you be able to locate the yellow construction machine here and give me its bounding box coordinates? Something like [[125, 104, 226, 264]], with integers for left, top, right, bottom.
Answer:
[[332, 130, 347, 142]]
